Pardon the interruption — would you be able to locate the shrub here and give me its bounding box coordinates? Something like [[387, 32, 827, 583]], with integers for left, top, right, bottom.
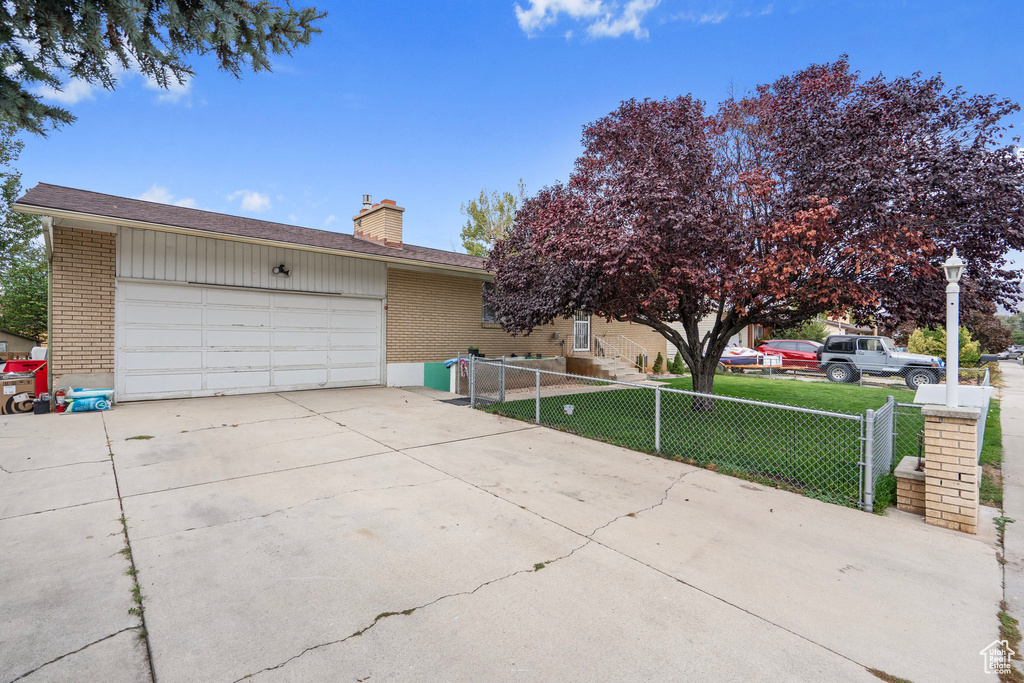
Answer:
[[652, 352, 664, 374], [908, 326, 981, 365], [669, 353, 685, 374]]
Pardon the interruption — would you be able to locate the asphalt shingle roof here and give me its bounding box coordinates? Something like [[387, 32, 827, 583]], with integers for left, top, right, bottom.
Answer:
[[16, 183, 487, 272]]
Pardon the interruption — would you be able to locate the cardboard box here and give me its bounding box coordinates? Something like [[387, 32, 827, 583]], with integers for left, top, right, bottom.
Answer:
[[1, 376, 35, 415]]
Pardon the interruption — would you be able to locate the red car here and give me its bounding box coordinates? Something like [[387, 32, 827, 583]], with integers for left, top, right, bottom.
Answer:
[[755, 339, 823, 370]]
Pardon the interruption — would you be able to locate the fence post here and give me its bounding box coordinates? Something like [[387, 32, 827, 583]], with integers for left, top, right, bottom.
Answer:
[[456, 353, 461, 395], [499, 356, 506, 402], [469, 355, 476, 408], [654, 387, 662, 452], [863, 408, 876, 512], [535, 370, 541, 425]]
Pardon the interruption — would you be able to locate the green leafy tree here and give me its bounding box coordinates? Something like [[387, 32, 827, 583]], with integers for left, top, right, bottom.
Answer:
[[0, 121, 40, 261], [460, 181, 526, 257], [0, 246, 45, 338], [908, 326, 982, 366], [1000, 312, 1024, 345], [0, 119, 44, 338], [0, 1, 327, 134], [773, 318, 828, 344]]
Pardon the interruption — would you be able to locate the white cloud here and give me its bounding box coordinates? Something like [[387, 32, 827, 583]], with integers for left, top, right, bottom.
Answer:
[[515, 0, 604, 35], [587, 0, 662, 38], [324, 214, 338, 225], [34, 79, 97, 105], [144, 75, 192, 104], [516, 0, 663, 38], [135, 184, 197, 208], [227, 190, 272, 213]]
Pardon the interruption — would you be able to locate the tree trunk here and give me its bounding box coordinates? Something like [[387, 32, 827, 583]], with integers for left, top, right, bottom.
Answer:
[[689, 358, 718, 412]]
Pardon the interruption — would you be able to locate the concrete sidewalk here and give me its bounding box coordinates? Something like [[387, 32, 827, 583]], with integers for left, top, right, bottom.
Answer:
[[1, 385, 1005, 682], [998, 361, 1024, 674]]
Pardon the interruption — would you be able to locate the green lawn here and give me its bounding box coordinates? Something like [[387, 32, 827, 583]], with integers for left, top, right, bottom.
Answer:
[[655, 373, 916, 414], [980, 400, 1004, 507], [483, 372, 1001, 512]]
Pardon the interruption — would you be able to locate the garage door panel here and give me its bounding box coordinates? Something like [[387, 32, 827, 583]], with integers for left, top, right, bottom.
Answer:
[[122, 303, 203, 326], [207, 288, 272, 307], [125, 373, 203, 395], [330, 366, 380, 383], [274, 310, 329, 328], [117, 281, 382, 400], [275, 350, 328, 367], [273, 330, 329, 347], [125, 328, 204, 348], [330, 312, 380, 330], [206, 308, 271, 327], [206, 329, 272, 347], [274, 368, 329, 385], [123, 351, 202, 372], [206, 371, 271, 390], [330, 349, 379, 366], [330, 331, 380, 347], [123, 281, 202, 304], [330, 297, 379, 313], [206, 350, 272, 368], [274, 293, 329, 310]]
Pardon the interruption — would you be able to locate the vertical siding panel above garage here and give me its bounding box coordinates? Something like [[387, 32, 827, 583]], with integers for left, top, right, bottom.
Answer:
[[116, 227, 387, 297]]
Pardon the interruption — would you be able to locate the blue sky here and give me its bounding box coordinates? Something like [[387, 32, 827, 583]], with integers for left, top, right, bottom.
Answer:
[[15, 0, 1024, 276]]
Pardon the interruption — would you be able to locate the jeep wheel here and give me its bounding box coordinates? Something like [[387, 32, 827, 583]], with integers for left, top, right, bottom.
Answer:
[[825, 363, 856, 383], [904, 368, 936, 389]]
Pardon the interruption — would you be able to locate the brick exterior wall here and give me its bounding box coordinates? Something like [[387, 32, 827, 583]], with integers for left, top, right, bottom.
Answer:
[[385, 268, 668, 364], [51, 226, 116, 381]]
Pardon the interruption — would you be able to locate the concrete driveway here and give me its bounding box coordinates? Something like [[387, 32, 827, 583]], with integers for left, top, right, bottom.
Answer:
[[1, 386, 1003, 682]]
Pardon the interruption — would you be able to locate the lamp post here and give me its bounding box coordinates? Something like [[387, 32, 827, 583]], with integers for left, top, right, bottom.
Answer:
[[943, 249, 966, 408]]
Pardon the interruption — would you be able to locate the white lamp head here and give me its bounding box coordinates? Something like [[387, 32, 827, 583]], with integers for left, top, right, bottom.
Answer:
[[943, 249, 965, 284]]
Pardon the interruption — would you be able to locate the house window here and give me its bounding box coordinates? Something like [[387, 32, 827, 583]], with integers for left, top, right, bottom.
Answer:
[[0, 341, 6, 352], [482, 283, 497, 323]]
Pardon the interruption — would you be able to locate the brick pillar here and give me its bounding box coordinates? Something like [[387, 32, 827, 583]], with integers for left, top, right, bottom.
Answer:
[[922, 405, 981, 534], [895, 456, 926, 515]]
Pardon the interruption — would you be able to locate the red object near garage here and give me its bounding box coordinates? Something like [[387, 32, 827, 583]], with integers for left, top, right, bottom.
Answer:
[[1, 359, 47, 396], [755, 340, 823, 370]]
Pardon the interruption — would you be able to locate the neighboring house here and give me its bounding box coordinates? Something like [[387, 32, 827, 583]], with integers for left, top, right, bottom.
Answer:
[[0, 329, 40, 355], [823, 315, 876, 336], [14, 184, 664, 402]]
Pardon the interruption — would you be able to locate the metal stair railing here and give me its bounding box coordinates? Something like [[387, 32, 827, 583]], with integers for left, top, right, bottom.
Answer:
[[592, 334, 648, 371]]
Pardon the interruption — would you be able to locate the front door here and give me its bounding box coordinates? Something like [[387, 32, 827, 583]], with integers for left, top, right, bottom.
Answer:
[[573, 311, 591, 352]]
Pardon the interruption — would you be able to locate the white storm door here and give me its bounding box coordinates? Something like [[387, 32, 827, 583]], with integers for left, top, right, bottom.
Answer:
[[573, 311, 591, 352]]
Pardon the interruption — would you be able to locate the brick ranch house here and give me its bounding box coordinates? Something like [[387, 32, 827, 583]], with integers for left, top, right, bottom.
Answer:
[[14, 184, 669, 402]]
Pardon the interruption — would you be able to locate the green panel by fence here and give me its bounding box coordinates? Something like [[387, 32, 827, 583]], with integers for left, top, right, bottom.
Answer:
[[424, 362, 450, 391]]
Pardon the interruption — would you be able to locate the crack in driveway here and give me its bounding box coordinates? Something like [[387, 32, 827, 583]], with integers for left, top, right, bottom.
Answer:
[[231, 540, 593, 682], [6, 627, 140, 683], [230, 447, 696, 681]]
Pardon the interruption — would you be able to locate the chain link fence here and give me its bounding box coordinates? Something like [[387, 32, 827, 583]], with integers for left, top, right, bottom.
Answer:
[[725, 356, 992, 391], [469, 357, 904, 511]]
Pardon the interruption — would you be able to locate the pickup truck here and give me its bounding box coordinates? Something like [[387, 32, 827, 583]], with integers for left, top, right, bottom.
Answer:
[[816, 335, 945, 388]]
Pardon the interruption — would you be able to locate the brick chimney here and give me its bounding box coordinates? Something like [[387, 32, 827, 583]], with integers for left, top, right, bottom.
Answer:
[[353, 195, 404, 248]]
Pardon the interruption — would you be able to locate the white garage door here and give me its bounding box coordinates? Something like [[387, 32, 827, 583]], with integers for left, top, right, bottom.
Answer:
[[116, 280, 383, 401]]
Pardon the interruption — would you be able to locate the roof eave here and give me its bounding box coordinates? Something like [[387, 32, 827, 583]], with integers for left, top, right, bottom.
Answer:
[[13, 202, 491, 278]]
